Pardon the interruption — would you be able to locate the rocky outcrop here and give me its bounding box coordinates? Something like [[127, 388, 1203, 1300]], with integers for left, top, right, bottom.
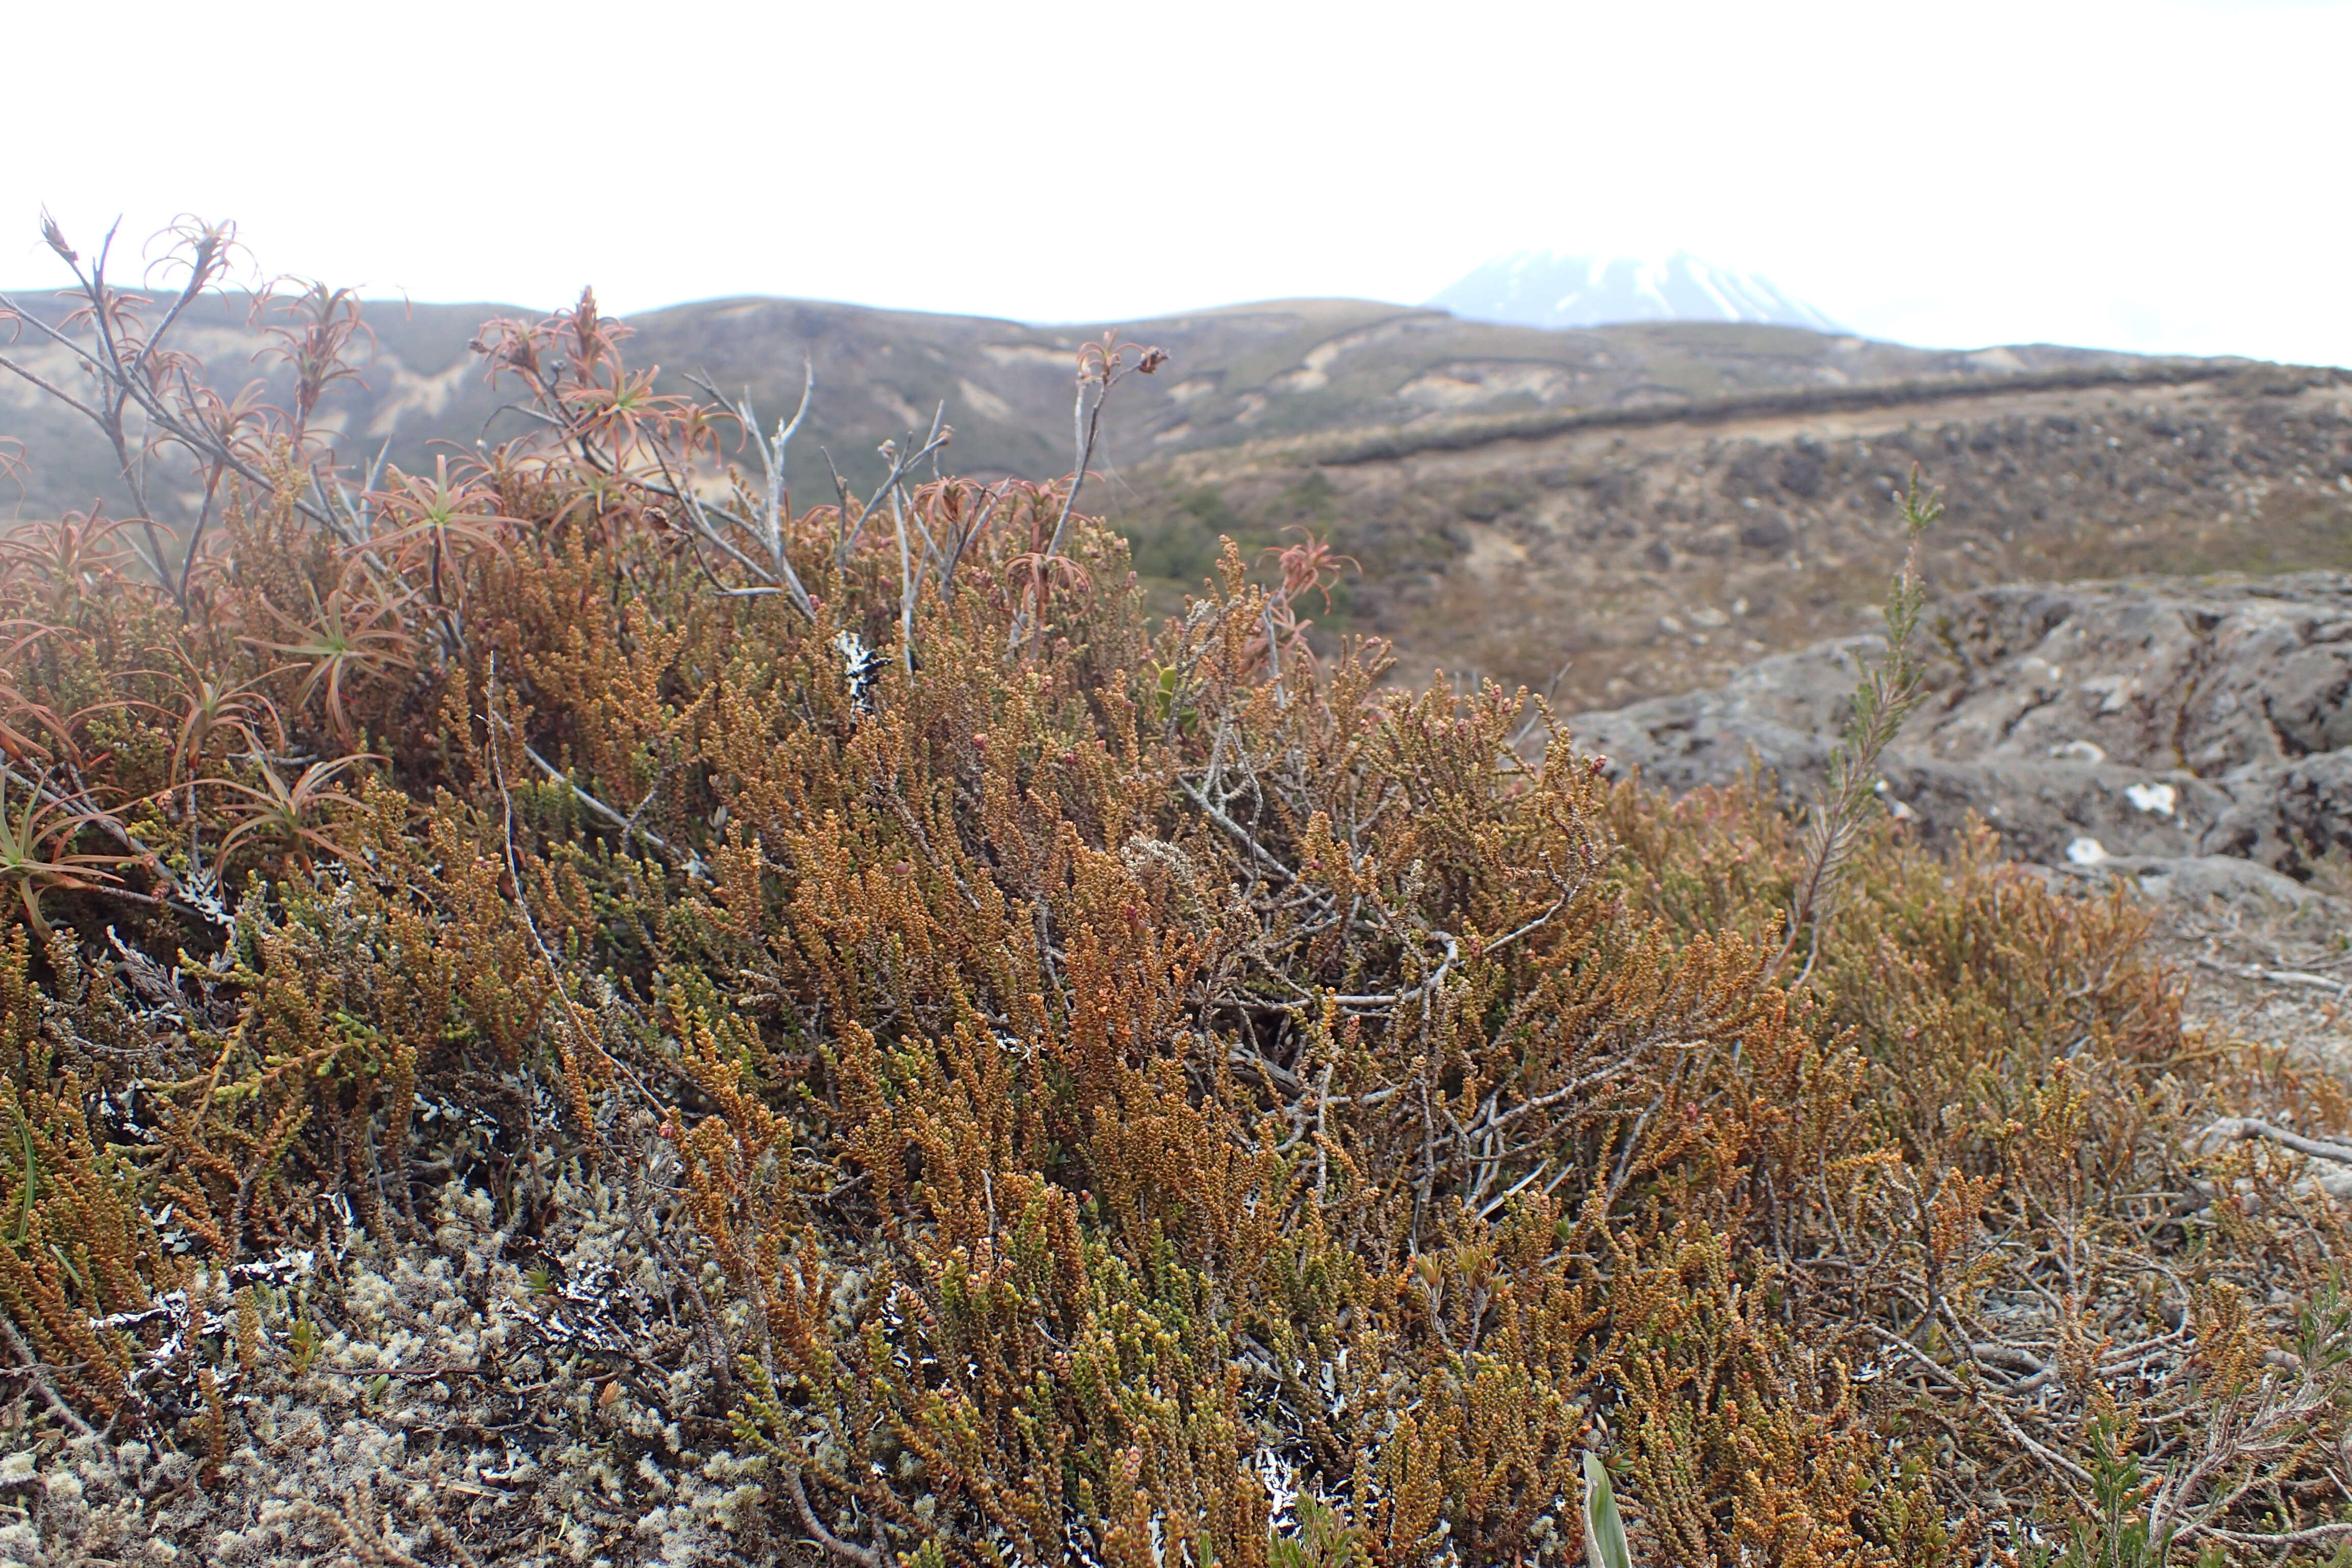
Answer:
[[1570, 572, 2352, 885]]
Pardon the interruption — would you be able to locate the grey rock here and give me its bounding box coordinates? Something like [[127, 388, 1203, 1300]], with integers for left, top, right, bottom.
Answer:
[[1569, 571, 2352, 881], [1738, 511, 1795, 552], [2205, 750, 2352, 878], [2055, 853, 2335, 911]]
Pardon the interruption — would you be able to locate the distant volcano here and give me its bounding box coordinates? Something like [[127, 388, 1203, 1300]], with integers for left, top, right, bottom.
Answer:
[[1429, 251, 1843, 332]]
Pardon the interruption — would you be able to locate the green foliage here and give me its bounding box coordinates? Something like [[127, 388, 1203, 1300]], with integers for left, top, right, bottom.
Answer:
[[1271, 1496, 1368, 1568], [1582, 1452, 1633, 1568], [2024, 1402, 2216, 1568], [1272, 471, 1338, 522], [1128, 493, 1232, 584], [1129, 519, 1224, 585]]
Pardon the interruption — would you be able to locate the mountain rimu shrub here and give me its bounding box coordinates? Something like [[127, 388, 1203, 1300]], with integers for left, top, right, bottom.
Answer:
[[0, 221, 2346, 1564]]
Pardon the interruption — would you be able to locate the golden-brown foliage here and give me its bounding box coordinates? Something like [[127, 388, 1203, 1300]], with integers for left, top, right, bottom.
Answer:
[[0, 273, 2348, 1567]]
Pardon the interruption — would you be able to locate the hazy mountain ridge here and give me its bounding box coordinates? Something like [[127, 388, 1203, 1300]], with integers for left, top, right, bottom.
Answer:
[[1, 289, 2132, 517]]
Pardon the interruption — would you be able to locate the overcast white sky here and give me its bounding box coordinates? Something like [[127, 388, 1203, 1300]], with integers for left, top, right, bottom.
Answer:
[[8, 0, 2347, 364]]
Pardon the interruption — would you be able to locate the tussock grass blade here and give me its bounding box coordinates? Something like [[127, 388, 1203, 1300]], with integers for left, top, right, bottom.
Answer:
[[1582, 1451, 1633, 1568]]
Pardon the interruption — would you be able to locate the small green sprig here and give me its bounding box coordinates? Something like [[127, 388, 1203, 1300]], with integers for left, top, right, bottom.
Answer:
[[1771, 469, 1941, 989]]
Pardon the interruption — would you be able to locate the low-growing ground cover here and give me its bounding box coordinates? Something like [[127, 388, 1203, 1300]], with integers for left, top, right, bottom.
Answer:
[[0, 231, 2349, 1566]]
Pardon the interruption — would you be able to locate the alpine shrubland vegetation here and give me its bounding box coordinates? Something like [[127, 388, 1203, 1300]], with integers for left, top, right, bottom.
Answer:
[[1, 219, 2350, 1566]]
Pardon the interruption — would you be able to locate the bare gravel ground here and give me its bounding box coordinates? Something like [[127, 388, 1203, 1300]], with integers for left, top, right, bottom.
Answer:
[[2162, 892, 2351, 1074]]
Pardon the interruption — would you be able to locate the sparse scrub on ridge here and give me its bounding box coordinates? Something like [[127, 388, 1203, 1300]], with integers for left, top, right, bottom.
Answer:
[[0, 219, 2348, 1566]]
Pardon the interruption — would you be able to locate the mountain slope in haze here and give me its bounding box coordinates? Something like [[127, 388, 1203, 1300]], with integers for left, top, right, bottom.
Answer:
[[0, 290, 2118, 519], [1427, 250, 1843, 332]]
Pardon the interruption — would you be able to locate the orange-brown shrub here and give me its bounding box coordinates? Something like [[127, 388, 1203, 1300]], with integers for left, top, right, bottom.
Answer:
[[0, 261, 2347, 1565]]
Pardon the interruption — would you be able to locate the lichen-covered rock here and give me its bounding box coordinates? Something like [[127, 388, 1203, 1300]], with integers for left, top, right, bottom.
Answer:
[[1571, 570, 2352, 883]]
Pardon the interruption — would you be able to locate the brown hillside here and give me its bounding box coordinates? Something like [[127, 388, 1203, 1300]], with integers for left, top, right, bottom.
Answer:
[[0, 287, 2152, 510], [1126, 364, 2352, 708]]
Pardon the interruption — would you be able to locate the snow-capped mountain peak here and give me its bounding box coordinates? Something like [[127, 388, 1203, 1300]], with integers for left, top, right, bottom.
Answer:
[[1428, 250, 1842, 333]]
